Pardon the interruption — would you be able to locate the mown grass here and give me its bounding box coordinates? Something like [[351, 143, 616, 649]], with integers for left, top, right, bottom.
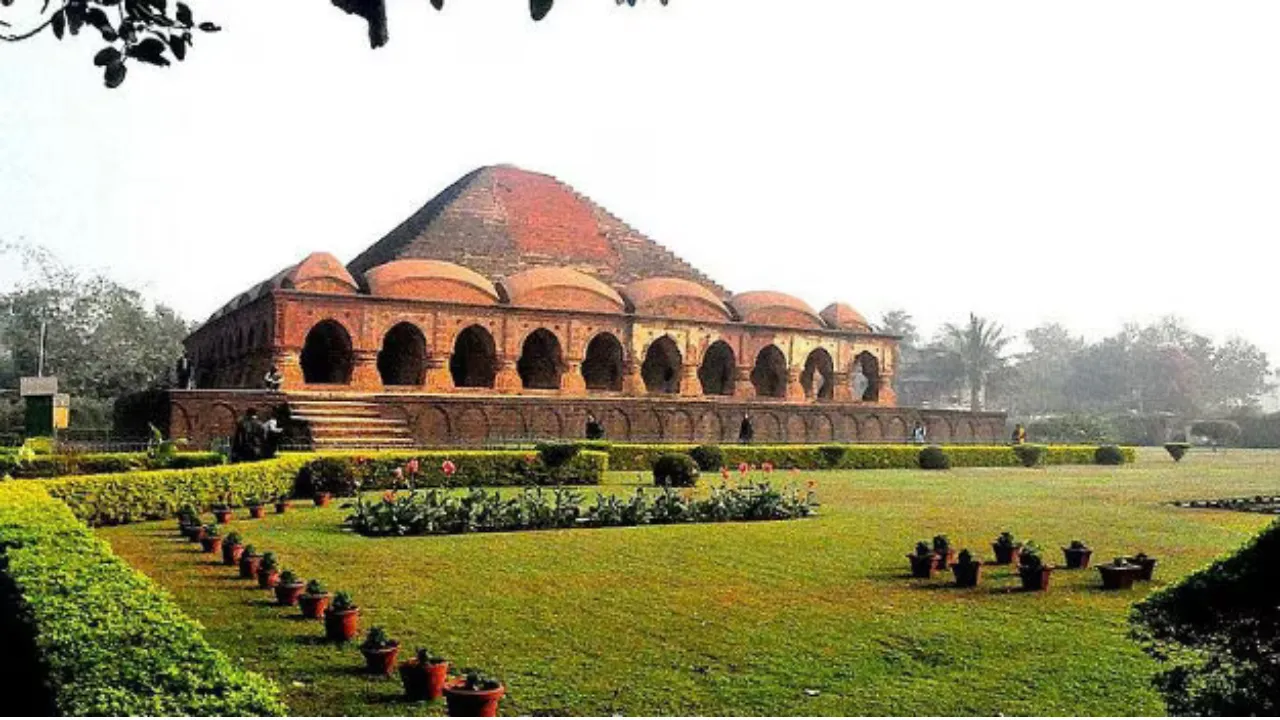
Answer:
[[97, 448, 1280, 716]]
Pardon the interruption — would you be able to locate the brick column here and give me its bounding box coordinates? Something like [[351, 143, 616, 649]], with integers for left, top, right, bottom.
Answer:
[[424, 356, 453, 392], [272, 349, 303, 390], [561, 361, 587, 395], [831, 371, 853, 402], [732, 365, 755, 400], [878, 372, 898, 406], [622, 361, 645, 396], [351, 350, 381, 391], [785, 367, 805, 402], [494, 358, 522, 394]]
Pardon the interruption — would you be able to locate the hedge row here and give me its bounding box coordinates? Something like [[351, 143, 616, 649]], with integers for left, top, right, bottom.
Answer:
[[0, 451, 224, 479], [0, 481, 285, 715], [299, 449, 609, 495], [603, 443, 1136, 471]]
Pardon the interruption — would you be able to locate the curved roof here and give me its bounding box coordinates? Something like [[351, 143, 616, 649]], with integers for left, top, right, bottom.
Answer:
[[819, 302, 871, 332], [364, 259, 499, 305], [622, 277, 733, 322], [728, 291, 826, 329], [500, 266, 627, 314], [280, 252, 359, 295]]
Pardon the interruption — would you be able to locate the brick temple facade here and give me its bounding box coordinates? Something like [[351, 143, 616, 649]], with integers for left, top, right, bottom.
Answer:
[[173, 165, 1005, 448]]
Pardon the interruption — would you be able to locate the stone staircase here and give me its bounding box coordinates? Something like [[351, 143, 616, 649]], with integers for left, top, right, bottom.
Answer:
[[286, 396, 415, 450]]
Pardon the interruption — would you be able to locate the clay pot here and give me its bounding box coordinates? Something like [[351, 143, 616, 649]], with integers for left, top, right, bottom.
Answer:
[[1131, 556, 1157, 581], [314, 492, 331, 508], [214, 509, 232, 524], [222, 542, 244, 566], [248, 505, 265, 519], [907, 553, 937, 579], [257, 568, 280, 589], [324, 607, 360, 642], [1098, 564, 1143, 590], [1018, 566, 1053, 591], [362, 643, 401, 675], [299, 593, 331, 619], [1062, 547, 1093, 569], [932, 548, 956, 571], [992, 543, 1022, 565], [200, 536, 223, 554], [275, 501, 290, 514], [274, 583, 305, 607], [951, 561, 982, 588], [400, 659, 450, 701], [239, 554, 261, 579], [187, 525, 207, 543], [443, 681, 506, 717]]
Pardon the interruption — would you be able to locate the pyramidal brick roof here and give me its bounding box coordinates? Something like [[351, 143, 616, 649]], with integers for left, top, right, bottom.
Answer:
[[346, 165, 727, 296]]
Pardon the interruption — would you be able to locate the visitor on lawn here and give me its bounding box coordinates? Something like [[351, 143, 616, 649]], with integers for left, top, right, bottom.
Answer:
[[739, 413, 754, 444], [585, 412, 604, 440], [1012, 423, 1027, 445]]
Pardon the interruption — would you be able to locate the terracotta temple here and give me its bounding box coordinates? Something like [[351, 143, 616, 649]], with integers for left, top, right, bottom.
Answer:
[[170, 165, 1005, 448]]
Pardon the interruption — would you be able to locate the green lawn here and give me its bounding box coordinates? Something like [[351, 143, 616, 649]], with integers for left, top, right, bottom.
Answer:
[[97, 448, 1280, 716]]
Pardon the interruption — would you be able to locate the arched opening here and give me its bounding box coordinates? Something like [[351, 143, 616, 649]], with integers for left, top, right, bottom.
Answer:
[[300, 320, 354, 384], [698, 340, 736, 396], [801, 348, 835, 400], [582, 332, 624, 391], [517, 329, 564, 390], [378, 322, 428, 386], [751, 345, 788, 398], [641, 336, 682, 394], [854, 351, 881, 402], [450, 325, 497, 388]]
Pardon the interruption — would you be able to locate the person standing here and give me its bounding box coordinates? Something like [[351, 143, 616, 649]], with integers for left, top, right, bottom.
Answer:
[[176, 353, 192, 390], [738, 413, 755, 444], [585, 411, 604, 440], [261, 411, 284, 459], [1012, 423, 1027, 445], [263, 366, 284, 392], [911, 421, 927, 444]]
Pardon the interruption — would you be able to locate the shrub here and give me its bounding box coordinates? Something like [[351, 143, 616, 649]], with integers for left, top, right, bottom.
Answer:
[[0, 451, 223, 479], [1018, 542, 1044, 570], [817, 444, 847, 468], [1094, 445, 1125, 465], [361, 627, 397, 651], [1131, 519, 1280, 715], [534, 442, 581, 468], [297, 450, 607, 493], [330, 591, 356, 612], [1012, 444, 1046, 468], [918, 445, 951, 470], [0, 481, 285, 715], [652, 453, 699, 487], [305, 579, 327, 596], [688, 444, 725, 472], [1165, 442, 1191, 462], [298, 457, 359, 497], [1189, 419, 1243, 447]]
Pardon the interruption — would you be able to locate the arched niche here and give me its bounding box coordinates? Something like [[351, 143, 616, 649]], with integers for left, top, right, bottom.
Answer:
[[518, 328, 565, 390], [378, 322, 428, 386], [450, 325, 497, 388], [698, 340, 736, 396], [582, 332, 624, 391], [750, 345, 788, 398], [300, 320, 353, 384], [801, 348, 835, 400], [641, 336, 682, 394]]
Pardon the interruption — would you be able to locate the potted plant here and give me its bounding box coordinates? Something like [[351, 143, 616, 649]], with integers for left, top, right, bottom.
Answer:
[[199, 525, 222, 554], [324, 590, 359, 642], [238, 544, 261, 579], [247, 496, 265, 519], [275, 495, 291, 514], [907, 540, 936, 579], [400, 648, 449, 702], [222, 531, 244, 566], [443, 669, 505, 717], [932, 534, 955, 571], [299, 579, 331, 619], [186, 522, 207, 543], [991, 531, 1022, 565], [1017, 543, 1053, 591], [359, 626, 401, 675], [212, 502, 233, 524], [256, 551, 280, 588], [1098, 556, 1144, 590], [950, 548, 983, 587], [1062, 540, 1093, 569], [1129, 552, 1158, 581], [177, 505, 200, 533], [274, 569, 305, 606]]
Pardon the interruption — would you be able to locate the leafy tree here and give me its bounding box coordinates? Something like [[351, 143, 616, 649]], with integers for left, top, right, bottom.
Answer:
[[934, 313, 1013, 413], [877, 309, 919, 349], [1209, 338, 1274, 412], [1013, 323, 1085, 415]]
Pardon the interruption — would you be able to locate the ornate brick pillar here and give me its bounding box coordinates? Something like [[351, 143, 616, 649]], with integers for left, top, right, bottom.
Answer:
[[424, 356, 453, 393], [351, 350, 381, 392], [732, 365, 755, 400], [831, 371, 853, 402], [561, 360, 587, 395], [494, 358, 522, 394], [785, 367, 806, 402], [622, 361, 645, 396], [679, 364, 701, 397], [271, 349, 303, 390], [878, 371, 898, 406]]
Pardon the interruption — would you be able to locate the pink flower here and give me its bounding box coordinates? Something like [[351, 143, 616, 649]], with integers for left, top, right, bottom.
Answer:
[[406, 459, 420, 475], [442, 460, 457, 476], [738, 462, 749, 476], [762, 461, 774, 474]]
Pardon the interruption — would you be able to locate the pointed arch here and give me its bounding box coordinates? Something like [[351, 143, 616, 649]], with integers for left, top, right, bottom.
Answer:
[[751, 344, 788, 398], [698, 340, 736, 396], [300, 320, 353, 384], [517, 328, 565, 390], [582, 332, 624, 391], [450, 325, 497, 388], [641, 336, 683, 394]]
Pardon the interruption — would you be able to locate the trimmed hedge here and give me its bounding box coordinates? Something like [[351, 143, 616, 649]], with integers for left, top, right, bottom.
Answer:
[[297, 450, 608, 496], [0, 481, 285, 715], [604, 443, 1136, 471], [0, 451, 224, 479]]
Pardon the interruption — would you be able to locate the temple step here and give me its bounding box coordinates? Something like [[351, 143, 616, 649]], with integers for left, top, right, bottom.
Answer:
[[285, 398, 415, 450]]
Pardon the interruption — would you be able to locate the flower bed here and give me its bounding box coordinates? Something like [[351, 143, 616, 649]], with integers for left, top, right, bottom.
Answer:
[[0, 481, 284, 715], [0, 451, 224, 479], [296, 449, 608, 497]]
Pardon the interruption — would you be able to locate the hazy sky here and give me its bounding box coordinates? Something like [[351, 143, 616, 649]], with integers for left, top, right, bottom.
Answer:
[[2, 1, 1277, 369]]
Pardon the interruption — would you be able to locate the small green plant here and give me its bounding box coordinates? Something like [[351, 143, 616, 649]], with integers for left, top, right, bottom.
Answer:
[[914, 540, 932, 557], [202, 524, 219, 539], [1013, 444, 1047, 467], [278, 569, 300, 585], [1111, 555, 1135, 568], [414, 648, 446, 665], [224, 531, 242, 546], [330, 591, 356, 612], [305, 579, 327, 596], [651, 453, 699, 488], [932, 534, 951, 553], [1069, 539, 1089, 550], [688, 444, 725, 472], [245, 495, 262, 507], [454, 668, 502, 691], [360, 626, 397, 650], [1019, 542, 1043, 570], [957, 548, 975, 565], [241, 544, 258, 557], [1094, 444, 1125, 465], [258, 552, 278, 572], [177, 504, 199, 526], [994, 531, 1017, 548], [918, 445, 951, 470]]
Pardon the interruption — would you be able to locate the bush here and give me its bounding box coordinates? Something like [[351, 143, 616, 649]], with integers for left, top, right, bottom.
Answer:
[[0, 481, 285, 715], [296, 450, 607, 494], [1012, 444, 1046, 467], [1190, 419, 1243, 447], [0, 451, 223, 479], [535, 442, 581, 468], [918, 446, 951, 470], [652, 453, 699, 487], [1131, 519, 1280, 715], [297, 457, 358, 497], [1165, 442, 1191, 462], [1094, 445, 1125, 465], [688, 444, 725, 472], [817, 444, 847, 468]]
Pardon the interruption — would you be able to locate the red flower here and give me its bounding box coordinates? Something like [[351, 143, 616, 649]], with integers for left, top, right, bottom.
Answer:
[[762, 461, 774, 474], [738, 462, 749, 475], [406, 459, 420, 475], [442, 460, 457, 476], [720, 466, 730, 480], [382, 490, 396, 503], [806, 479, 817, 489]]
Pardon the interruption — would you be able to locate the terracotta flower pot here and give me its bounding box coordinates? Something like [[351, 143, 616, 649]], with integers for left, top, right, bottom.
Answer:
[[1131, 556, 1157, 581], [187, 525, 207, 543], [951, 561, 982, 587], [1018, 566, 1053, 591], [907, 553, 937, 579], [932, 548, 956, 571], [257, 568, 280, 589], [275, 501, 290, 514], [444, 681, 506, 717], [362, 643, 401, 675], [248, 505, 265, 519], [239, 554, 261, 579], [275, 582, 305, 606], [314, 492, 331, 508], [222, 543, 243, 566], [299, 593, 331, 619], [200, 536, 223, 554], [1062, 547, 1093, 569], [992, 543, 1021, 565], [324, 607, 360, 642], [1098, 564, 1143, 590], [214, 509, 232, 524], [400, 660, 450, 701]]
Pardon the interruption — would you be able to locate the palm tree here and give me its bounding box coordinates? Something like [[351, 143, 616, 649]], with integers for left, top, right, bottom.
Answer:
[[939, 313, 1013, 412]]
